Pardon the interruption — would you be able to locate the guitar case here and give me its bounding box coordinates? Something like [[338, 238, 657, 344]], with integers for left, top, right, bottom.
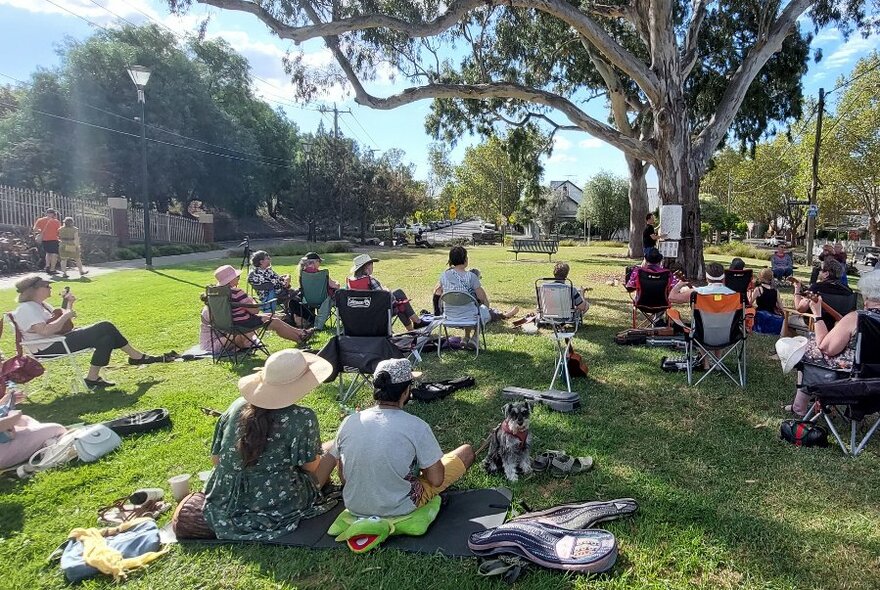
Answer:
[[501, 386, 580, 412]]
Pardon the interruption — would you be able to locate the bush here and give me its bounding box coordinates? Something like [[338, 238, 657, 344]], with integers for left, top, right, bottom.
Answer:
[[260, 241, 353, 258], [589, 240, 628, 248], [114, 247, 140, 260], [113, 242, 216, 261], [704, 241, 770, 260]]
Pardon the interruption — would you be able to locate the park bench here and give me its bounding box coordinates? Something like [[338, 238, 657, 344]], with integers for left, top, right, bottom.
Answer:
[[472, 231, 502, 245], [508, 239, 559, 260]]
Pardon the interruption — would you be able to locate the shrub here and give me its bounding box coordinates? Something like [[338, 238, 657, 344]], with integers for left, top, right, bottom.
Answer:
[[704, 241, 770, 260], [114, 247, 140, 260], [589, 240, 628, 248], [259, 241, 353, 258]]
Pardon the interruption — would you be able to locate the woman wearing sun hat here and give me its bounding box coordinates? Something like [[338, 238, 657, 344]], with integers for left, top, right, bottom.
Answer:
[[199, 348, 337, 540], [212, 264, 313, 344], [347, 254, 426, 330]]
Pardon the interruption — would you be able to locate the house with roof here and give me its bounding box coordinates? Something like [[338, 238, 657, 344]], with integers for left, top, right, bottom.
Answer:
[[549, 180, 583, 220]]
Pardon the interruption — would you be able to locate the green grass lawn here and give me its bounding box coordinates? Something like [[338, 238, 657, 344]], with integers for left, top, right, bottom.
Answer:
[[1, 245, 878, 589]]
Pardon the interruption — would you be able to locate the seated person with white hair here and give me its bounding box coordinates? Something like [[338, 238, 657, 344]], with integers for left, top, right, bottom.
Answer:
[[668, 262, 734, 304], [782, 269, 880, 416]]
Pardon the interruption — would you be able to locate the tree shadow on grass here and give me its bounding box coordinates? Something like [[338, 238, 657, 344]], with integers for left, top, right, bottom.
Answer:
[[23, 379, 162, 424], [0, 499, 23, 536], [149, 270, 208, 289]]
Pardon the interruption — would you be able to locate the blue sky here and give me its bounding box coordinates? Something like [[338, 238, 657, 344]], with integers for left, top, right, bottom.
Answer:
[[0, 0, 876, 190]]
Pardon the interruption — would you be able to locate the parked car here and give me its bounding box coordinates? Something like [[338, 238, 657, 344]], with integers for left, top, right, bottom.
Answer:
[[764, 236, 788, 247], [855, 246, 880, 267]]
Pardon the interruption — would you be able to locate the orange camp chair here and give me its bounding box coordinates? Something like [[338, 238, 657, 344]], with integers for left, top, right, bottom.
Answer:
[[686, 292, 747, 387]]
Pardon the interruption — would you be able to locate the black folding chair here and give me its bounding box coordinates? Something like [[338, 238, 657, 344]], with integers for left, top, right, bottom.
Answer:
[[203, 285, 271, 366], [724, 269, 753, 304], [630, 268, 672, 328], [334, 289, 396, 405], [784, 281, 857, 334], [802, 311, 880, 456]]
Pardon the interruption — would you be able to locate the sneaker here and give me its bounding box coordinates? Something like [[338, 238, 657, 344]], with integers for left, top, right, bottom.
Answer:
[[85, 377, 116, 388], [128, 354, 161, 366]]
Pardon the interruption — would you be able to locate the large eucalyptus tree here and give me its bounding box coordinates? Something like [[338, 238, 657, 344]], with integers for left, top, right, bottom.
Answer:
[[170, 0, 873, 274]]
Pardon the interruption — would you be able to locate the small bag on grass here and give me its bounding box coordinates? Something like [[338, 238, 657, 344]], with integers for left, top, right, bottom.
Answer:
[[780, 419, 829, 448]]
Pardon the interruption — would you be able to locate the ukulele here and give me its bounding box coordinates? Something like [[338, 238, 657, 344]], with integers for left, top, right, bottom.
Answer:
[[672, 270, 694, 288], [565, 342, 589, 377], [791, 278, 844, 322], [49, 287, 75, 334]]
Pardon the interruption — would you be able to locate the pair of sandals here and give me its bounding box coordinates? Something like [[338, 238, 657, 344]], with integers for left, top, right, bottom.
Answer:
[[97, 495, 171, 525], [128, 351, 178, 365], [532, 450, 594, 477]]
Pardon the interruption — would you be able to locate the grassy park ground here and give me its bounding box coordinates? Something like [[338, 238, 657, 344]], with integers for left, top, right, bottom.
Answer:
[[1, 244, 878, 589]]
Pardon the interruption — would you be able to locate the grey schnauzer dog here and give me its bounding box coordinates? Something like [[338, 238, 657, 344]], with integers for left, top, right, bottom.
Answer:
[[483, 401, 532, 481]]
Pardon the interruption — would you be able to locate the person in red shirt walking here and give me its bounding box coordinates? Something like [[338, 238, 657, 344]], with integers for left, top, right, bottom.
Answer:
[[32, 208, 62, 274]]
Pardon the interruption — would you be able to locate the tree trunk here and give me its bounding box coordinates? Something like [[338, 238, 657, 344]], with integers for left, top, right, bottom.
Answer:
[[870, 217, 880, 247], [626, 157, 649, 258], [654, 101, 705, 279]]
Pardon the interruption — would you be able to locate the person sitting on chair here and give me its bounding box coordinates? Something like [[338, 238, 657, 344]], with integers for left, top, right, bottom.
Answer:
[[770, 245, 793, 281], [750, 268, 784, 334], [785, 258, 846, 335], [199, 349, 338, 540], [214, 265, 312, 345], [348, 254, 426, 330], [248, 250, 310, 326], [551, 262, 589, 314], [12, 274, 162, 389], [669, 262, 734, 304], [300, 251, 340, 292], [329, 358, 475, 518], [783, 270, 880, 416], [626, 248, 679, 291]]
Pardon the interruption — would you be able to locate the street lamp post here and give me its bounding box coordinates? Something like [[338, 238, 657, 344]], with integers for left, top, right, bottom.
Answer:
[[127, 65, 152, 269], [302, 141, 313, 242]]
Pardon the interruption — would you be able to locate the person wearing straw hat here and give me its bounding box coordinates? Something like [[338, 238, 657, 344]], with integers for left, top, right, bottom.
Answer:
[[201, 349, 337, 541], [329, 358, 475, 518], [212, 264, 313, 344], [347, 254, 426, 330], [11, 274, 162, 388], [781, 269, 880, 416]]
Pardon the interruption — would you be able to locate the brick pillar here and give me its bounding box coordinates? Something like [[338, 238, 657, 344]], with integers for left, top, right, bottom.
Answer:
[[199, 213, 214, 244], [107, 197, 129, 245]]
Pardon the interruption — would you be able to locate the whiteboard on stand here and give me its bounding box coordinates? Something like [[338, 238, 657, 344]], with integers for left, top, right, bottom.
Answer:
[[659, 205, 682, 240]]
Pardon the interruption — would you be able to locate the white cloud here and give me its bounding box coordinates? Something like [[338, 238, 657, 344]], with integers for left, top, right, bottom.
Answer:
[[554, 136, 573, 151], [813, 28, 841, 44], [547, 152, 577, 164], [823, 32, 880, 68], [578, 137, 604, 149], [0, 0, 156, 26]]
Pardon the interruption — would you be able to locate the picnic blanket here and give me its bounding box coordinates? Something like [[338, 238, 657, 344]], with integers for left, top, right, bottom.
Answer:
[[162, 487, 511, 557]]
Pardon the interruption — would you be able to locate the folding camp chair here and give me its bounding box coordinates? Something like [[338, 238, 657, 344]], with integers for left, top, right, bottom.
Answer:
[[783, 281, 858, 335], [438, 291, 486, 358], [724, 269, 753, 303], [2, 312, 88, 393], [203, 285, 271, 366], [630, 267, 672, 328], [686, 292, 747, 387], [334, 289, 396, 405], [300, 269, 333, 330], [535, 279, 581, 394], [250, 284, 278, 313], [801, 311, 880, 456]]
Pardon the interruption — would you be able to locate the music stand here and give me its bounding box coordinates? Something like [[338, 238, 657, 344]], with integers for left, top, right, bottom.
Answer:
[[239, 235, 252, 292]]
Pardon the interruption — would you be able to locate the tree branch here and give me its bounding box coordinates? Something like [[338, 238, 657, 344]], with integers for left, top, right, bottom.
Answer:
[[194, 0, 661, 103], [693, 0, 812, 172], [680, 0, 710, 80], [491, 111, 581, 133]]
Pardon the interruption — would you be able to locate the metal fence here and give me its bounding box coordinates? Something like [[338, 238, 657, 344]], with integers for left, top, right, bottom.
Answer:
[[128, 208, 204, 244], [0, 184, 112, 235]]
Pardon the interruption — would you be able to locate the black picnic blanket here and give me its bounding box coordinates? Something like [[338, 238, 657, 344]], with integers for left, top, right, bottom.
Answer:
[[164, 487, 512, 557]]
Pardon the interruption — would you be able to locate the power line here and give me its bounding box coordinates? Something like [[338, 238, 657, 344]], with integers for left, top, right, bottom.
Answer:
[[42, 0, 113, 33], [0, 71, 293, 166], [84, 0, 139, 29], [826, 56, 880, 96], [350, 114, 381, 150], [0, 99, 298, 169]]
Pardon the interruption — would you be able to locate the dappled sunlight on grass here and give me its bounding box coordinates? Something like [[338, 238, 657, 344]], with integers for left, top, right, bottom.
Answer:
[[0, 245, 877, 588]]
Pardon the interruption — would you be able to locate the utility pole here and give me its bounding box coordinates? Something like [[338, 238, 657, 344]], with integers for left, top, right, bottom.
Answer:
[[726, 173, 732, 213], [318, 103, 353, 239], [806, 88, 825, 265]]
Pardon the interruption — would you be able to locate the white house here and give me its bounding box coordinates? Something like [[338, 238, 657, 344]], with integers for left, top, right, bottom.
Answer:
[[549, 180, 583, 220]]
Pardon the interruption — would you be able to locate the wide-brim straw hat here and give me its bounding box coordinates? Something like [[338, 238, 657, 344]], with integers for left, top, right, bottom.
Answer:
[[214, 264, 241, 286], [238, 349, 333, 410], [0, 410, 22, 432], [775, 336, 809, 374], [350, 253, 379, 275]]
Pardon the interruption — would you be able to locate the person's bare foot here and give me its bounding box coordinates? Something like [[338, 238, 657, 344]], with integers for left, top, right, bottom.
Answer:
[[503, 306, 520, 319]]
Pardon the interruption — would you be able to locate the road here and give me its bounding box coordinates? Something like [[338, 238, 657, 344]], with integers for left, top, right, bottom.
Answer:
[[421, 220, 489, 244]]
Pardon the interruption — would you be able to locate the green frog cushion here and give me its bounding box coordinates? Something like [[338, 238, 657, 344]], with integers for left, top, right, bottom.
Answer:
[[328, 496, 442, 553]]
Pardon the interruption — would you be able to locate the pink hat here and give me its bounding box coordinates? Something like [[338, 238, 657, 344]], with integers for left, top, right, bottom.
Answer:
[[214, 264, 241, 286]]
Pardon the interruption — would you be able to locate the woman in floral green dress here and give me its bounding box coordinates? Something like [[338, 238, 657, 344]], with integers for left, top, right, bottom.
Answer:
[[202, 348, 336, 541]]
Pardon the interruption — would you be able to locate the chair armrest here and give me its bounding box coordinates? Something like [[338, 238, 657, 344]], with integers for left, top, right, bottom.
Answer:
[[782, 308, 816, 320], [231, 301, 267, 309]]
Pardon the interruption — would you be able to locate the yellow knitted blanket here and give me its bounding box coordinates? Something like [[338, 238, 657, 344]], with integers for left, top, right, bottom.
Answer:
[[68, 518, 169, 580]]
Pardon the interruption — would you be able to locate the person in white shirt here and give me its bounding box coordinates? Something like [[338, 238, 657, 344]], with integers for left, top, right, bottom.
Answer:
[[11, 274, 160, 389], [669, 262, 734, 304]]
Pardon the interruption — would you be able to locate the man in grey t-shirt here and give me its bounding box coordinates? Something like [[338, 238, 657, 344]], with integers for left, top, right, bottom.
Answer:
[[330, 359, 475, 517]]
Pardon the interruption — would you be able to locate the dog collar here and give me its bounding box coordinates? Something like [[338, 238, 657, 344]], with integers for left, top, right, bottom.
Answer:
[[502, 421, 528, 451]]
